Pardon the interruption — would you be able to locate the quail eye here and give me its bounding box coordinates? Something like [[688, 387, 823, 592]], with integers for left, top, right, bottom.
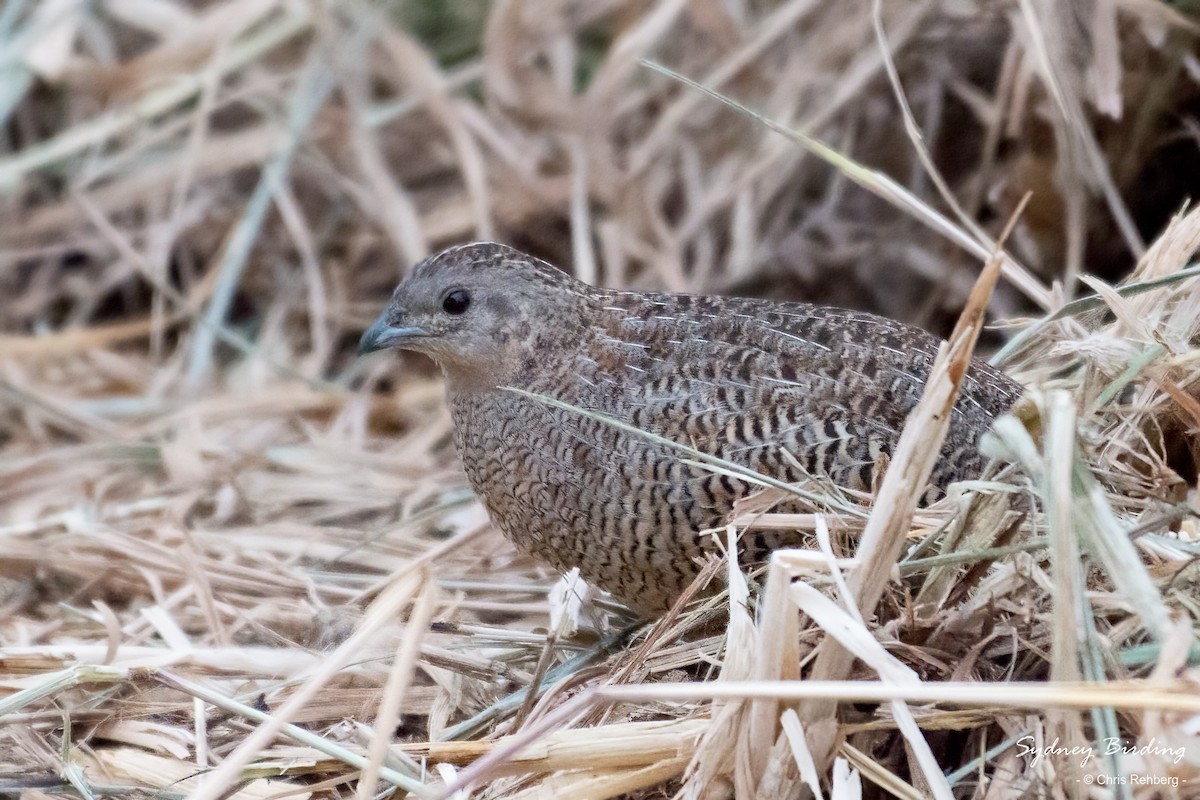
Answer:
[[441, 289, 471, 315]]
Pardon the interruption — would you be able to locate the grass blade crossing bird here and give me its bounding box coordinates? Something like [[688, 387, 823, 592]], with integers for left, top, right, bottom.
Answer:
[[359, 242, 1022, 616]]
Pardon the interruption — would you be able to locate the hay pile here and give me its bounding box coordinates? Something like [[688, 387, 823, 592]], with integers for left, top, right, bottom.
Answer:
[[2, 1, 1199, 797]]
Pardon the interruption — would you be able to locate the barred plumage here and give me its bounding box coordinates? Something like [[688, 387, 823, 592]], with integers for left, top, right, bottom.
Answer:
[[360, 242, 1022, 615]]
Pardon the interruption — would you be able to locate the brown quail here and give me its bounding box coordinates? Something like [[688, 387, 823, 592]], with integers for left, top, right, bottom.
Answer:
[[360, 242, 1022, 616]]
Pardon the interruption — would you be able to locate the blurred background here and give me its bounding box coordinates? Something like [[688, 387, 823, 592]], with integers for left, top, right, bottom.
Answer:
[[4, 0, 1198, 368]]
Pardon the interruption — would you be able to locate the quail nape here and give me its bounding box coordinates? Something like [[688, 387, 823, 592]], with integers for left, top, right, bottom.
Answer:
[[359, 242, 1023, 616]]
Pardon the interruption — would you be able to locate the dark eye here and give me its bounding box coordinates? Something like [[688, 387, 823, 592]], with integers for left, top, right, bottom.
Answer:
[[441, 289, 471, 315]]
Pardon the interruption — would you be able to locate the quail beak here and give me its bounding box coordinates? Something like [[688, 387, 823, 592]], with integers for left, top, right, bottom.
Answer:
[[357, 312, 428, 355]]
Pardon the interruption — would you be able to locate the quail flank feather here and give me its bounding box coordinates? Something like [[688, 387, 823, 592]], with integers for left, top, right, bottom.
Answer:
[[359, 242, 1022, 616]]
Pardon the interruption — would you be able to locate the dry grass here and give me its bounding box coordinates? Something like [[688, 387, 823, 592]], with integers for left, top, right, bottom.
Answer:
[[2, 1, 1200, 797]]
